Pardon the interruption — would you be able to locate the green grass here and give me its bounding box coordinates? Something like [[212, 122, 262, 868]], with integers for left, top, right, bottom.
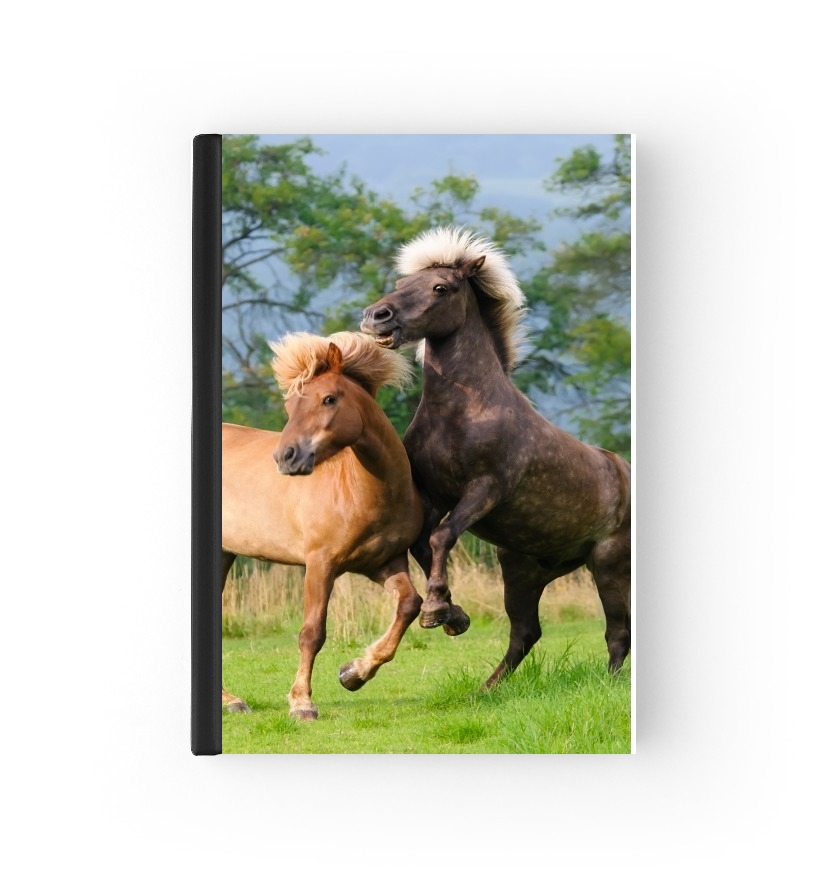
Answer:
[[221, 616, 632, 754]]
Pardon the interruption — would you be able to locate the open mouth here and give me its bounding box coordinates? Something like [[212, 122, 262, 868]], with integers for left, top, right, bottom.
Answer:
[[369, 328, 401, 349]]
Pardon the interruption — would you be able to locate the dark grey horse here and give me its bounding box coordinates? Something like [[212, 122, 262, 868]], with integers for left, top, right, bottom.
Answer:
[[361, 227, 631, 686]]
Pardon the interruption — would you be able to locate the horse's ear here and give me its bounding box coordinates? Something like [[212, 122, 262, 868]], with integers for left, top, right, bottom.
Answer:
[[459, 255, 486, 279], [326, 342, 344, 374]]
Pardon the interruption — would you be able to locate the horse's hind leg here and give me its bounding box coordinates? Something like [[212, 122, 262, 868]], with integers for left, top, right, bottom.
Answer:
[[588, 534, 631, 673], [484, 549, 553, 688], [339, 554, 424, 691], [220, 550, 252, 714]]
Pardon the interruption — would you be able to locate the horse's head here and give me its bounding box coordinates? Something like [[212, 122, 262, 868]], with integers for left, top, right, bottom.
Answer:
[[361, 256, 486, 350], [273, 342, 364, 475]]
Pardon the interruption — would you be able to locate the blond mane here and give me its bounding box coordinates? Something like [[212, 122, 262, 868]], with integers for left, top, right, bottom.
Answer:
[[270, 331, 414, 398], [396, 227, 528, 372]]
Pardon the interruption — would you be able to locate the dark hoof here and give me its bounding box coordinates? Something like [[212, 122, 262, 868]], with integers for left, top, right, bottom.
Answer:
[[339, 662, 367, 692], [225, 700, 252, 713], [442, 605, 471, 636], [420, 611, 447, 629], [419, 598, 449, 628], [290, 706, 319, 721]]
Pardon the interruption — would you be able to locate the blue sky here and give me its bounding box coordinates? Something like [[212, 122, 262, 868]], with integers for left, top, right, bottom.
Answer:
[[259, 133, 618, 248]]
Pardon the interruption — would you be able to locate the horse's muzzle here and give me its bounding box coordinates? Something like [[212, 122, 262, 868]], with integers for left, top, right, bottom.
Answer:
[[361, 304, 402, 349], [274, 444, 316, 476]]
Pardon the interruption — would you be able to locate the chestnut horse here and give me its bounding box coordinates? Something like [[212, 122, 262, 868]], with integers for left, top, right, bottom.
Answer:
[[221, 332, 425, 719], [361, 227, 631, 687]]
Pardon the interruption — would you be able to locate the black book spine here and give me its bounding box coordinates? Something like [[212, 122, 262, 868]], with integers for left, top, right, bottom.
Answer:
[[191, 134, 222, 755]]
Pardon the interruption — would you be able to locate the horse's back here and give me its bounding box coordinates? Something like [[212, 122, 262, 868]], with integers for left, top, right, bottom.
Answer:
[[221, 423, 303, 562], [409, 389, 630, 562], [503, 422, 630, 548], [223, 422, 280, 448]]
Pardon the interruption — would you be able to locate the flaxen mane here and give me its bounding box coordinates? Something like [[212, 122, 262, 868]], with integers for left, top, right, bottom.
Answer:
[[396, 227, 528, 372], [270, 331, 413, 398]]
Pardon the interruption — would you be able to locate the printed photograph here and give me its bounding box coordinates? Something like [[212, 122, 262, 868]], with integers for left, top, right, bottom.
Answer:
[[218, 134, 633, 753]]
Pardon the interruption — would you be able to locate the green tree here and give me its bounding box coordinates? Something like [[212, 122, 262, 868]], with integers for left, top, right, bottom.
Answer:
[[221, 135, 335, 428], [515, 134, 632, 459]]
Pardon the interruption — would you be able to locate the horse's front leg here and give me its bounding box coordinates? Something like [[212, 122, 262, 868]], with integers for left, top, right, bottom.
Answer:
[[419, 475, 501, 634], [338, 554, 423, 691], [411, 504, 472, 637], [288, 556, 335, 720]]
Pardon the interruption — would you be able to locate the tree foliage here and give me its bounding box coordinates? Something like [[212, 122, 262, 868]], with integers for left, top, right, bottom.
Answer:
[[220, 134, 632, 459], [515, 134, 632, 458]]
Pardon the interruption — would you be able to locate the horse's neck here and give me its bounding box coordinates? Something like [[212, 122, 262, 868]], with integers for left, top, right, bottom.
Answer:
[[423, 298, 509, 398], [346, 394, 408, 485]]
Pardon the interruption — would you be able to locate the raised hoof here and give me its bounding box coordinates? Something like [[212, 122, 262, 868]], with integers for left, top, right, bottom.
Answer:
[[224, 700, 252, 713], [289, 706, 319, 721], [419, 598, 450, 629], [339, 662, 367, 692], [442, 605, 471, 636], [419, 611, 447, 629]]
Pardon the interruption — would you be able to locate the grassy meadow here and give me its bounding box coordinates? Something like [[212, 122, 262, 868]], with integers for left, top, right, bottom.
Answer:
[[221, 543, 632, 754]]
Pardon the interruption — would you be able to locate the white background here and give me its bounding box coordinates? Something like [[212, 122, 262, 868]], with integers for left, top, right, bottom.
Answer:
[[2, 3, 822, 886]]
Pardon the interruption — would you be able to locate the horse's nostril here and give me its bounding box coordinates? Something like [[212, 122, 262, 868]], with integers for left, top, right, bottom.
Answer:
[[282, 447, 295, 462], [370, 305, 394, 323]]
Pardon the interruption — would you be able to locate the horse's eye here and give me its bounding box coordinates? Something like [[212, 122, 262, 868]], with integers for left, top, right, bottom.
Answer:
[[434, 284, 448, 295], [322, 395, 337, 407]]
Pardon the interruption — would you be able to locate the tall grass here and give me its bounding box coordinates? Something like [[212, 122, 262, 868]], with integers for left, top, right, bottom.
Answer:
[[222, 536, 605, 642]]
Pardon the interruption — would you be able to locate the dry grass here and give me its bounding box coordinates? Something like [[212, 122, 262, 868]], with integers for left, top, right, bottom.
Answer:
[[222, 539, 604, 641]]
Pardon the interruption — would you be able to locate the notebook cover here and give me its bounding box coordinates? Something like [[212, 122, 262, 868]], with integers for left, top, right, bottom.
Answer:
[[192, 134, 634, 755]]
